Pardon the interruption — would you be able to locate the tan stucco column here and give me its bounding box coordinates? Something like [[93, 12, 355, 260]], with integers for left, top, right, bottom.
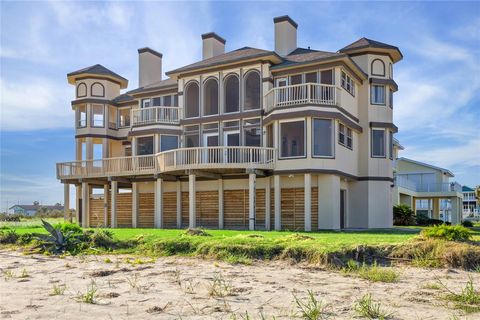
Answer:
[[248, 172, 256, 231], [176, 180, 182, 228], [265, 177, 271, 231], [154, 178, 163, 228], [132, 182, 139, 228], [189, 173, 196, 228], [103, 184, 109, 226], [63, 183, 70, 222], [218, 179, 224, 229], [317, 175, 340, 230], [274, 175, 281, 231], [81, 182, 89, 228], [432, 198, 440, 219], [111, 181, 118, 228], [304, 173, 312, 231]]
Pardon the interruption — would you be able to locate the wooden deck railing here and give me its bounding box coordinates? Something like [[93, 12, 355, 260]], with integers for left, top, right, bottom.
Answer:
[[56, 147, 277, 179], [131, 106, 180, 126], [264, 83, 338, 113]]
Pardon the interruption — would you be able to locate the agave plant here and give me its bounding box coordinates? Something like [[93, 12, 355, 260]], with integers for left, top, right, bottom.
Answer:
[[34, 219, 80, 254]]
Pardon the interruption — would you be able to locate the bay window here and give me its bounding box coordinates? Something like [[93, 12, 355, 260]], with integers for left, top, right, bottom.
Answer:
[[77, 105, 87, 128], [136, 136, 154, 155], [371, 129, 386, 157], [338, 123, 353, 150], [160, 135, 178, 152], [91, 104, 104, 127], [280, 120, 305, 158], [312, 118, 334, 157], [341, 71, 355, 96], [371, 85, 386, 105]]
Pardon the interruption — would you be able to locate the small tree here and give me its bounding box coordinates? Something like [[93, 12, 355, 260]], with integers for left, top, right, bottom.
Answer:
[[393, 204, 415, 226]]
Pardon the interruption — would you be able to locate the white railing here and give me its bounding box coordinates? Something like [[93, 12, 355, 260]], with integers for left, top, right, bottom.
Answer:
[[264, 83, 338, 112], [57, 147, 277, 179], [396, 176, 462, 193], [158, 146, 276, 172], [131, 106, 180, 126], [56, 154, 157, 179]]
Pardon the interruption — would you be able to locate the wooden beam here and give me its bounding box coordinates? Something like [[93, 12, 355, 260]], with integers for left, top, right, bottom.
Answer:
[[154, 173, 177, 181], [108, 176, 131, 184], [245, 169, 266, 177], [186, 170, 222, 180]]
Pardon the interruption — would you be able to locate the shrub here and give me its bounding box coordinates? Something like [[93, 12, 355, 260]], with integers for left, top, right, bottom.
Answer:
[[462, 220, 474, 228], [0, 230, 19, 244], [54, 222, 82, 234], [90, 229, 115, 249], [33, 219, 80, 254], [421, 225, 471, 242], [393, 204, 415, 226]]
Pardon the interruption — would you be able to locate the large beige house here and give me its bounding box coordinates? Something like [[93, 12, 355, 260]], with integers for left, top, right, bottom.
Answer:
[[57, 15, 403, 230]]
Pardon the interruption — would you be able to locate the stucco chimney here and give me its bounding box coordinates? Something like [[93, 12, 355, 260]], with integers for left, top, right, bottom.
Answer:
[[273, 15, 298, 56], [202, 32, 226, 60], [138, 47, 162, 87]]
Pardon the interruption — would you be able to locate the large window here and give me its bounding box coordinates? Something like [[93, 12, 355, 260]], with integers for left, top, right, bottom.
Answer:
[[77, 105, 87, 128], [371, 129, 386, 157], [91, 104, 104, 127], [203, 78, 219, 116], [243, 118, 261, 147], [161, 135, 178, 152], [341, 71, 355, 96], [313, 118, 334, 157], [280, 120, 305, 158], [119, 108, 130, 128], [244, 71, 260, 110], [137, 136, 154, 155], [224, 74, 239, 113], [184, 125, 199, 147], [371, 85, 386, 105], [185, 82, 199, 118]]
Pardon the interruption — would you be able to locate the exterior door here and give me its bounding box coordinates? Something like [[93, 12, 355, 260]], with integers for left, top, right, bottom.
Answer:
[[224, 131, 240, 163], [203, 133, 219, 163], [340, 190, 346, 229], [276, 78, 288, 105]]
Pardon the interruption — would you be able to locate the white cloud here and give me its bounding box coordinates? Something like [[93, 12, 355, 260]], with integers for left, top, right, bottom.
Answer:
[[0, 77, 73, 131]]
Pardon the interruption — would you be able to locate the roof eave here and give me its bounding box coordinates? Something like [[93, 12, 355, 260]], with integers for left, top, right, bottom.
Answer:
[[339, 46, 403, 63], [67, 73, 128, 89]]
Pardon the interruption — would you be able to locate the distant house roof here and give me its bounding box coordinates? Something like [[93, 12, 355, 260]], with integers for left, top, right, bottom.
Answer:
[[398, 157, 454, 177], [9, 204, 64, 211], [462, 186, 475, 192], [67, 64, 128, 88], [127, 78, 177, 95], [166, 47, 282, 76], [339, 37, 403, 63], [393, 138, 404, 150]]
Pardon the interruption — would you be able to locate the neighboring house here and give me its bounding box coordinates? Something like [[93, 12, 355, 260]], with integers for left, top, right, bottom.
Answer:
[[57, 15, 403, 230], [393, 156, 463, 223], [9, 204, 64, 216], [462, 186, 479, 219]]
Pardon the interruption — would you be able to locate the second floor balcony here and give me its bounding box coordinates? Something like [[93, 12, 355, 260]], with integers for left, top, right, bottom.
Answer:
[[131, 106, 181, 126], [397, 176, 462, 193], [265, 83, 338, 113]]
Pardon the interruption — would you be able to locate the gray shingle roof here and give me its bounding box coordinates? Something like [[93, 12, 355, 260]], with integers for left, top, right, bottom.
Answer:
[[271, 47, 342, 69], [127, 78, 177, 95], [67, 64, 128, 82], [339, 37, 403, 62], [111, 93, 135, 103], [166, 47, 280, 75]]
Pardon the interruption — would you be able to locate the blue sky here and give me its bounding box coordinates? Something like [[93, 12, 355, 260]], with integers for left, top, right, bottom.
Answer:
[[1, 1, 479, 210]]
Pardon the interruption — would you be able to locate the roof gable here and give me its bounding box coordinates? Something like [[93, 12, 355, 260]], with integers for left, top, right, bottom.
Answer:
[[398, 157, 454, 177]]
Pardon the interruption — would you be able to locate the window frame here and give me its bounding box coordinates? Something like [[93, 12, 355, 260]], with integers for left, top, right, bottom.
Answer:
[[388, 131, 393, 160], [279, 118, 307, 159], [346, 128, 353, 149], [160, 134, 179, 152], [77, 105, 87, 128], [312, 118, 335, 158], [184, 81, 200, 119], [371, 128, 386, 158], [203, 77, 219, 117], [223, 73, 240, 114], [136, 135, 155, 155], [76, 82, 87, 98], [371, 85, 386, 105], [90, 104, 105, 128], [118, 107, 131, 128], [243, 70, 261, 111], [341, 71, 355, 97], [242, 117, 262, 147], [371, 59, 386, 77], [91, 82, 105, 97]]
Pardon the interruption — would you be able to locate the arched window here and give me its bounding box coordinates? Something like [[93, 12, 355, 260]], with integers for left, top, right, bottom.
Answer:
[[244, 71, 260, 110], [185, 81, 199, 118], [224, 74, 239, 113], [371, 59, 385, 76], [203, 78, 219, 116], [77, 82, 87, 98], [91, 82, 105, 97]]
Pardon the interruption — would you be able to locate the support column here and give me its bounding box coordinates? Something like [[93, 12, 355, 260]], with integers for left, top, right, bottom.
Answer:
[[103, 184, 109, 226], [274, 175, 281, 231], [451, 197, 460, 225], [176, 180, 182, 228], [75, 185, 81, 223], [432, 198, 440, 219], [85, 137, 93, 160], [189, 173, 196, 228], [111, 181, 118, 228], [304, 173, 312, 231], [154, 178, 163, 228], [317, 175, 340, 230], [248, 173, 256, 231], [265, 177, 271, 231], [81, 182, 89, 228], [63, 183, 70, 222], [218, 179, 224, 229], [102, 138, 109, 158], [132, 182, 139, 228]]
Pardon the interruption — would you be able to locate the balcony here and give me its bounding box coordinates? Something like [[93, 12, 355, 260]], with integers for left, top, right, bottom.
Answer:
[[57, 146, 277, 180], [131, 106, 180, 126], [264, 83, 338, 113], [397, 176, 462, 193]]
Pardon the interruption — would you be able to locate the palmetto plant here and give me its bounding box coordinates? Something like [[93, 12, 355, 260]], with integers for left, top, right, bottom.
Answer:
[[34, 219, 80, 254]]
